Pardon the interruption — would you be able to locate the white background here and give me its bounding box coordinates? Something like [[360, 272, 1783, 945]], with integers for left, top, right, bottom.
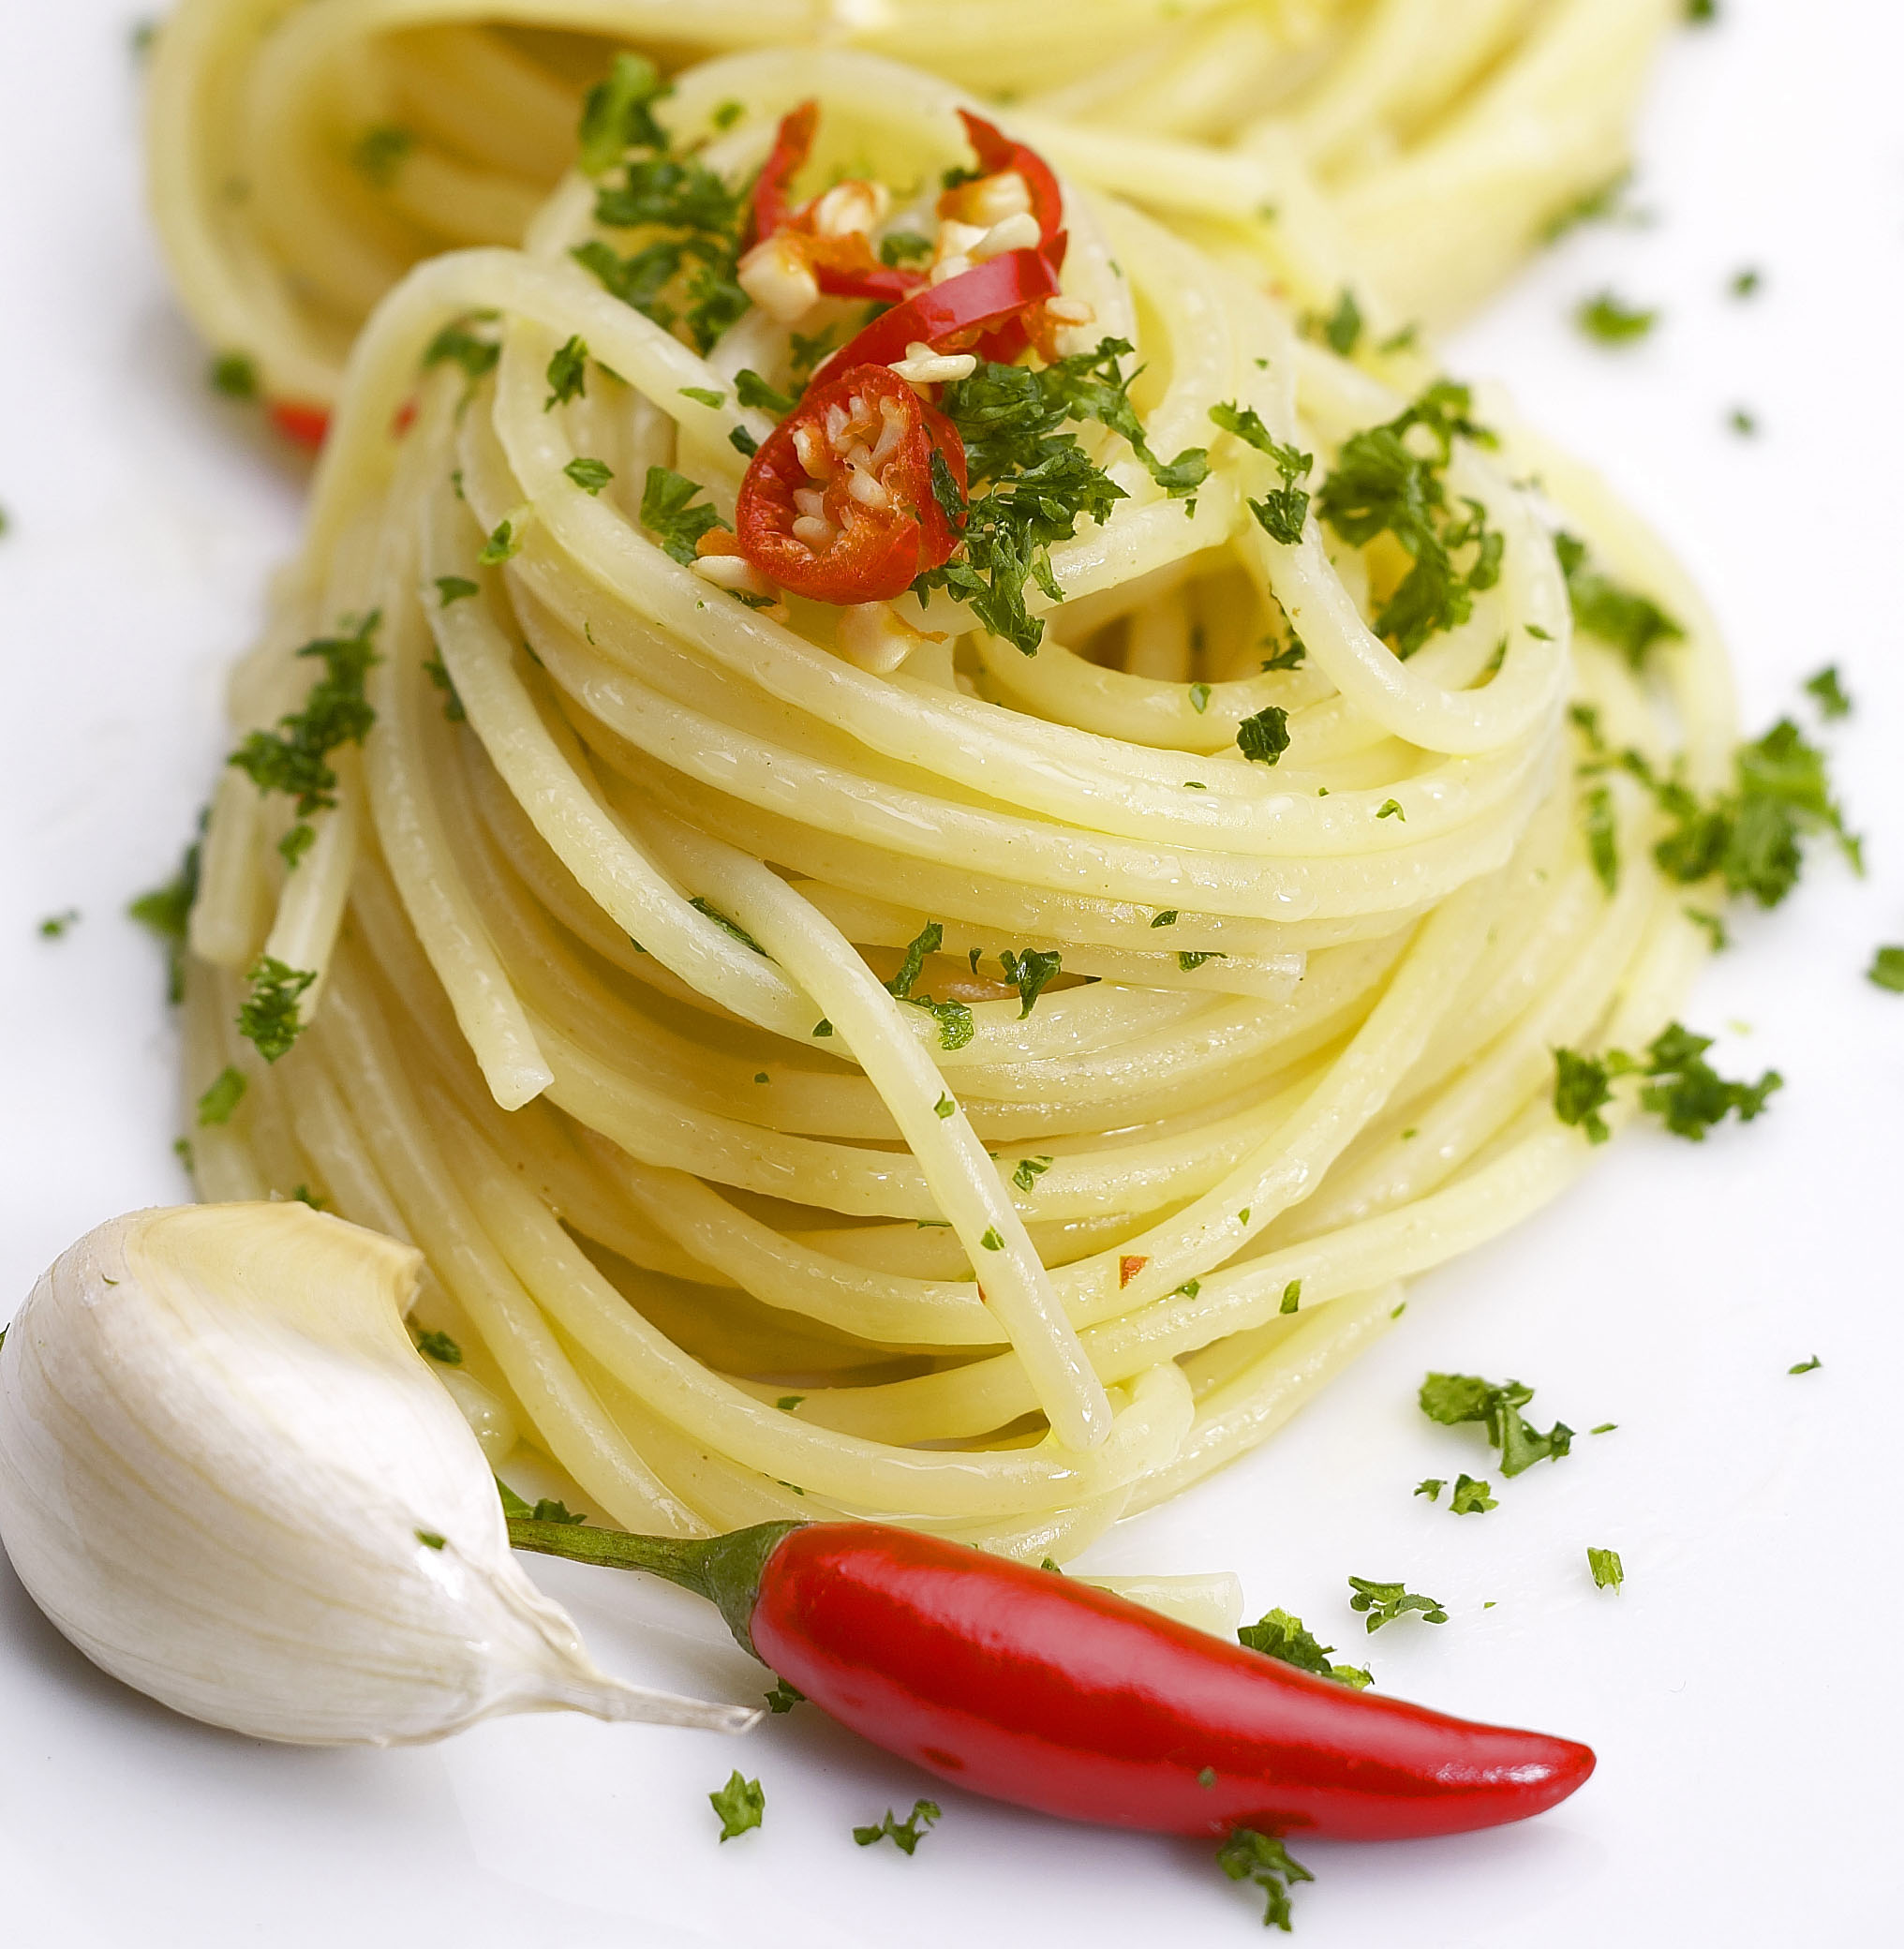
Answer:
[[1, 4, 1899, 1942]]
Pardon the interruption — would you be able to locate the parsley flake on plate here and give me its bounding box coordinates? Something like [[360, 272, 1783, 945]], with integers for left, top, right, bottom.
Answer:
[[1216, 1827, 1314, 1932], [708, 1770, 765, 1841], [1238, 1608, 1373, 1689], [1346, 1576, 1449, 1631], [854, 1799, 940, 1854], [1420, 1373, 1572, 1477]]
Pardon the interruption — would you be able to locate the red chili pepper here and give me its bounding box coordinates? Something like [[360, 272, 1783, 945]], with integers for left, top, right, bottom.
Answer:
[[267, 399, 330, 450], [511, 1517, 1594, 1843], [942, 109, 1064, 254], [747, 100, 924, 306], [734, 362, 966, 605], [811, 247, 1061, 384]]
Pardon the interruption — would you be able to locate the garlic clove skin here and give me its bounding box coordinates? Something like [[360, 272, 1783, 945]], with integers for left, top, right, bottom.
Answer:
[[0, 1203, 758, 1747]]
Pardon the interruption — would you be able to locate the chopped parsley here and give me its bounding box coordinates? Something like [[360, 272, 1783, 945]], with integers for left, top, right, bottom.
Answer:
[[999, 946, 1062, 1017], [1555, 532, 1685, 666], [1261, 635, 1306, 672], [708, 1770, 765, 1842], [576, 96, 751, 354], [1316, 381, 1502, 659], [917, 339, 1204, 655], [735, 368, 796, 418], [1236, 705, 1290, 766], [227, 610, 379, 865], [1308, 288, 1363, 356], [350, 126, 413, 186], [1346, 1576, 1449, 1631], [1415, 1479, 1443, 1500], [478, 518, 521, 565], [1151, 910, 1179, 928], [1279, 1279, 1302, 1313], [980, 1227, 1004, 1251], [1868, 946, 1904, 992], [1587, 1546, 1625, 1592], [765, 1676, 804, 1712], [415, 1329, 462, 1364], [1730, 407, 1758, 437], [237, 955, 316, 1063], [422, 314, 501, 380], [1376, 798, 1405, 821], [883, 920, 974, 1049], [1584, 782, 1618, 895], [1177, 950, 1223, 972], [37, 910, 79, 939], [689, 895, 766, 955], [563, 456, 614, 494], [1729, 264, 1760, 297], [435, 575, 479, 605], [423, 655, 465, 722], [415, 1531, 445, 1550], [1216, 1828, 1314, 1933], [1541, 172, 1632, 244], [1187, 682, 1211, 713], [854, 1799, 940, 1854], [640, 466, 727, 564], [576, 53, 671, 176], [1012, 1155, 1053, 1193], [1576, 291, 1658, 344], [1804, 664, 1851, 719], [933, 1094, 955, 1119], [1553, 1022, 1780, 1144], [209, 350, 258, 400], [1421, 1373, 1573, 1477], [129, 826, 203, 1004], [1449, 1473, 1497, 1515], [879, 230, 934, 267], [543, 335, 588, 409], [1238, 1608, 1373, 1689], [195, 1065, 246, 1127], [1788, 1354, 1822, 1375], [1211, 401, 1315, 545]]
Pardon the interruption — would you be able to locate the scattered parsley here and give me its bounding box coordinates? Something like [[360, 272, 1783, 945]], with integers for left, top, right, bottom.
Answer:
[[1449, 1473, 1497, 1515], [1587, 1546, 1625, 1591], [1868, 946, 1904, 992], [1238, 1609, 1372, 1689], [228, 610, 379, 866], [422, 314, 501, 381], [415, 1329, 462, 1364], [37, 910, 79, 939], [1541, 172, 1632, 245], [1788, 1354, 1822, 1375], [640, 466, 727, 563], [237, 956, 316, 1063], [1804, 664, 1851, 719], [775, 1394, 804, 1411], [1729, 407, 1758, 437], [576, 53, 671, 175], [1687, 0, 1718, 22], [1177, 950, 1222, 972], [1151, 910, 1179, 928], [1584, 782, 1618, 894], [195, 1065, 246, 1127], [1416, 1479, 1444, 1500], [1577, 291, 1658, 344], [1188, 681, 1211, 713], [918, 339, 1202, 655], [1346, 1576, 1449, 1631], [209, 350, 258, 400], [854, 1800, 940, 1854], [435, 574, 479, 605], [1729, 265, 1760, 297], [735, 368, 797, 418], [563, 455, 614, 494], [934, 1094, 955, 1119], [290, 1184, 324, 1209], [350, 126, 413, 186], [1012, 1155, 1053, 1193], [478, 518, 521, 565], [543, 335, 588, 409], [1421, 1373, 1573, 1477], [416, 1531, 445, 1550], [883, 920, 974, 1049], [1211, 402, 1314, 544], [129, 826, 203, 1004], [1553, 1022, 1781, 1144], [878, 230, 934, 267], [1261, 636, 1306, 671], [709, 1770, 765, 1842], [689, 895, 766, 955], [1216, 1828, 1314, 1933], [1308, 288, 1362, 356], [1279, 1279, 1302, 1313], [1236, 705, 1290, 766], [1376, 798, 1405, 820], [1554, 533, 1684, 668], [1316, 380, 1501, 659], [423, 655, 465, 722], [999, 946, 1062, 1017]]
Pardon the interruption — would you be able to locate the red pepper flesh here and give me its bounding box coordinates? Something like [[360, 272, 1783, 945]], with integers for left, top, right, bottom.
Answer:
[[748, 1524, 1594, 1842], [811, 247, 1061, 384], [267, 399, 330, 449], [945, 109, 1065, 252], [735, 363, 966, 605]]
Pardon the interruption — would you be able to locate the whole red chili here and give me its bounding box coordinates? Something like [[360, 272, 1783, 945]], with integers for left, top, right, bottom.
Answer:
[[734, 362, 966, 605], [510, 1516, 1594, 1843]]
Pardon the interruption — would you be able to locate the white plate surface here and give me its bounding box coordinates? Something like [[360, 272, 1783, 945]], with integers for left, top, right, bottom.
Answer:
[[1, 3, 1898, 1942]]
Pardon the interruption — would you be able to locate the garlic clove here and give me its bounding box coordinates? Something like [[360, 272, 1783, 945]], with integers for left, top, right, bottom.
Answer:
[[0, 1204, 758, 1747]]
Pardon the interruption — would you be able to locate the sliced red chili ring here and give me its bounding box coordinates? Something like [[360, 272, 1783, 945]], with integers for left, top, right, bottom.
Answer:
[[736, 363, 966, 605], [945, 108, 1065, 252], [811, 247, 1062, 384], [747, 99, 926, 306]]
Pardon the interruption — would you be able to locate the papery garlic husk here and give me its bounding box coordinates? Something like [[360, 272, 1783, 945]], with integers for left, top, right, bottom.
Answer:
[[0, 1203, 758, 1747]]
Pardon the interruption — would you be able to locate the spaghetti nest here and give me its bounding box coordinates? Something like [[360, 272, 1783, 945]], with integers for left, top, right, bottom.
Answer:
[[176, 50, 1729, 1560], [146, 0, 1676, 417]]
